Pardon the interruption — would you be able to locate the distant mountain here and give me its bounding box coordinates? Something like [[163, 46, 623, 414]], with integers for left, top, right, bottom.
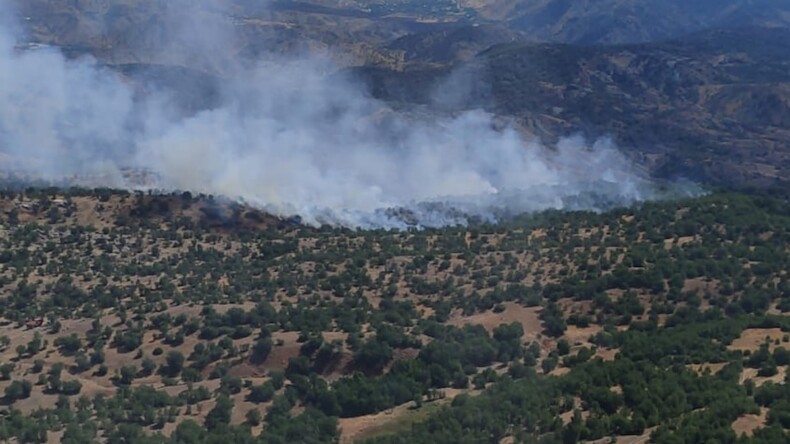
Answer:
[[357, 26, 790, 187], [9, 1, 790, 188], [387, 24, 524, 65], [15, 0, 790, 67], [11, 0, 414, 71], [481, 0, 790, 44]]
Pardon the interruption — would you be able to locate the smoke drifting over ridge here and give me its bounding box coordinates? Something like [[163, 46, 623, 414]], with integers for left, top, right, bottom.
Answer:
[[0, 1, 679, 228]]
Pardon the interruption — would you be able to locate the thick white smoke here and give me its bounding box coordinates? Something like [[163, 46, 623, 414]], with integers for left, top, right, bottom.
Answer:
[[0, 1, 673, 228]]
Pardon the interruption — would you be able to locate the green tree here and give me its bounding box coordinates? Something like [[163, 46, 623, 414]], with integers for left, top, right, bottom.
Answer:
[[205, 394, 234, 431], [4, 379, 32, 401]]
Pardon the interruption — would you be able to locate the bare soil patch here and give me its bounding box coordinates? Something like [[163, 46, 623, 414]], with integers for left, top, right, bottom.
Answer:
[[687, 362, 728, 375], [595, 348, 619, 361], [588, 427, 656, 444], [339, 388, 472, 443], [729, 328, 788, 352], [447, 302, 542, 340], [263, 331, 302, 370], [732, 408, 768, 437], [740, 366, 787, 386], [564, 325, 603, 346]]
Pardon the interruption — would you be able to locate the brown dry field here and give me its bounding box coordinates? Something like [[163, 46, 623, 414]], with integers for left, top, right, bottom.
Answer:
[[732, 408, 768, 437], [339, 388, 474, 443], [740, 366, 787, 386], [687, 362, 728, 375], [587, 427, 656, 444], [447, 302, 542, 338], [728, 328, 789, 353]]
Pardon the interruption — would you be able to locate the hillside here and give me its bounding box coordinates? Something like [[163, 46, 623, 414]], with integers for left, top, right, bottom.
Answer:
[[3, 1, 790, 443], [11, 1, 790, 190], [0, 187, 789, 442], [481, 27, 790, 186], [17, 0, 790, 65], [356, 26, 790, 187], [470, 0, 790, 44], [11, 0, 460, 70]]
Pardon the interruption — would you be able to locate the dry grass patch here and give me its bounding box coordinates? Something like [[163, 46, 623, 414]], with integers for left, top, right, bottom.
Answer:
[[564, 324, 603, 346], [595, 348, 619, 361], [447, 302, 542, 339], [687, 362, 728, 375], [263, 331, 303, 370], [339, 388, 473, 443], [740, 366, 787, 386], [588, 427, 656, 444], [728, 328, 788, 353], [732, 408, 768, 437], [559, 408, 588, 425]]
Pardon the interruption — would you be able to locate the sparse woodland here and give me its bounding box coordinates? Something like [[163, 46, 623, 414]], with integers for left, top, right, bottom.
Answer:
[[0, 187, 789, 443]]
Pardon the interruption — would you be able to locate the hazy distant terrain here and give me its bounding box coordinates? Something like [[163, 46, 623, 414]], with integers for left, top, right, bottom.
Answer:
[[360, 26, 790, 187], [501, 0, 790, 44], [10, 0, 790, 190]]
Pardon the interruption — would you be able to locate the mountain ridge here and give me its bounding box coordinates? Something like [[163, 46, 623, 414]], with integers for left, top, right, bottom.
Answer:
[[8, 1, 790, 189], [352, 25, 790, 187]]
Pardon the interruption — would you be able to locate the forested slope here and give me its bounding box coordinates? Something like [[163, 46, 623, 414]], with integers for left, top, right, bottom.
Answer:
[[0, 188, 788, 442]]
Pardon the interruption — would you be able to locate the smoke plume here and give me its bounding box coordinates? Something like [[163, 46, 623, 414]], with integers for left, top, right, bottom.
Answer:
[[0, 1, 683, 228]]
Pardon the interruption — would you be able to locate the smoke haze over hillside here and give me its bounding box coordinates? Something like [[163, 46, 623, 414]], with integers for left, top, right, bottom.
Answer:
[[0, 0, 677, 228]]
